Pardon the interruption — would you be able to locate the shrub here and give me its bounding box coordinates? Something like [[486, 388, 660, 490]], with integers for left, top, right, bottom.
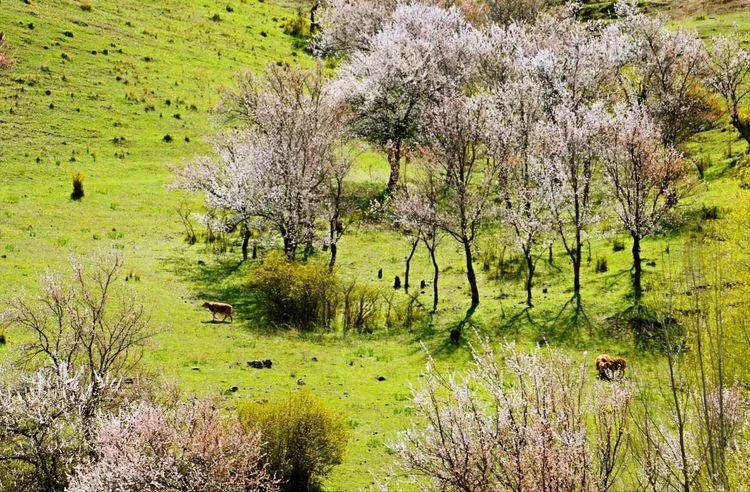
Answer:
[[612, 239, 625, 252], [250, 252, 338, 330], [595, 256, 608, 273], [341, 282, 381, 333], [239, 390, 348, 491], [79, 0, 92, 11], [210, 13, 222, 22], [71, 171, 84, 200], [283, 8, 310, 38]]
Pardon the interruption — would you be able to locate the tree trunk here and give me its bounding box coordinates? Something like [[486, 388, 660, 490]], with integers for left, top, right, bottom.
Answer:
[[310, 0, 321, 34], [463, 238, 479, 307], [548, 242, 553, 264], [283, 237, 296, 260], [632, 233, 643, 300], [241, 226, 251, 261], [429, 244, 439, 312], [252, 242, 258, 260], [328, 241, 337, 272], [386, 143, 402, 194], [524, 251, 535, 308], [404, 238, 419, 292], [573, 230, 582, 296]]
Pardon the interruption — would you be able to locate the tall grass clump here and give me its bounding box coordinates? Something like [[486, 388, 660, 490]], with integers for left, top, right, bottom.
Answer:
[[70, 171, 85, 200]]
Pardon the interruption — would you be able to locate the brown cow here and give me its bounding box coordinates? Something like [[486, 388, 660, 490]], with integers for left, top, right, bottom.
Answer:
[[596, 354, 627, 381], [202, 301, 233, 323]]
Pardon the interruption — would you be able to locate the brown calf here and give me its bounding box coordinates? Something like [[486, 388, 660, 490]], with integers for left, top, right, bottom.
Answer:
[[595, 354, 627, 381], [202, 301, 233, 323]]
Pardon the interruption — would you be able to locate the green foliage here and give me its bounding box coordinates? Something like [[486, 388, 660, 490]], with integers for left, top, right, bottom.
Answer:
[[283, 8, 311, 39], [239, 390, 348, 491], [595, 256, 608, 273], [250, 252, 339, 331], [341, 282, 381, 333]]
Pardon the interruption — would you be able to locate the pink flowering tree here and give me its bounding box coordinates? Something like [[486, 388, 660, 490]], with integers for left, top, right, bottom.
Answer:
[[600, 103, 690, 300], [68, 400, 278, 492]]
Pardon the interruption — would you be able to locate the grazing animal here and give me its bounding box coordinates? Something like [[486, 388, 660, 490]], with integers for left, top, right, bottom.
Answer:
[[596, 354, 627, 381], [450, 328, 461, 345], [202, 301, 233, 322]]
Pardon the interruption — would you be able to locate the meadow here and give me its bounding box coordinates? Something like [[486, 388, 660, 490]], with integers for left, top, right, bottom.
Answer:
[[2, 1, 750, 489]]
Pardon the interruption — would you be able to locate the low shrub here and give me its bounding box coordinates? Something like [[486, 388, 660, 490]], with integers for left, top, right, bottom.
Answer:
[[282, 9, 310, 38], [595, 256, 608, 273], [239, 390, 348, 492], [612, 239, 625, 252], [250, 252, 338, 331], [71, 171, 84, 200], [341, 282, 381, 333]]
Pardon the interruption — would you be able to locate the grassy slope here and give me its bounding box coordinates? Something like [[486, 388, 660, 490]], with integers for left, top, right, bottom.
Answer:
[[2, 1, 750, 489]]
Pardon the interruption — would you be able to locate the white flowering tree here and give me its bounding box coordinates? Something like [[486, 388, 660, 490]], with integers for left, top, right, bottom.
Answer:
[[600, 103, 690, 299], [174, 64, 349, 260], [395, 341, 633, 491], [422, 93, 501, 308], [332, 3, 485, 193], [613, 0, 716, 146], [393, 177, 443, 310], [490, 76, 552, 307], [707, 35, 750, 150]]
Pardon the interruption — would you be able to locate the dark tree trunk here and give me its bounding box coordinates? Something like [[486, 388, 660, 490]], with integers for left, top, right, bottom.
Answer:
[[241, 226, 251, 261], [571, 241, 582, 296], [386, 143, 402, 194], [548, 242, 553, 264], [463, 238, 479, 307], [632, 233, 643, 300], [252, 242, 258, 260], [310, 0, 321, 34], [404, 238, 419, 292], [328, 241, 337, 272], [428, 244, 439, 312], [524, 251, 535, 308]]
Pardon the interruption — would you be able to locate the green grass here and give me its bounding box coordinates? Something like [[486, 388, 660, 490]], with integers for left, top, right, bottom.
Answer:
[[2, 2, 750, 489]]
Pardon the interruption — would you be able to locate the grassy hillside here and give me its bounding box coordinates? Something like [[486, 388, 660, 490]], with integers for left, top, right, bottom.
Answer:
[[2, 1, 750, 490]]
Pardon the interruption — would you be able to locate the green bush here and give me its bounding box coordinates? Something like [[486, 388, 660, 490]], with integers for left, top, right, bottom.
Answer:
[[282, 9, 310, 38], [250, 252, 338, 330], [612, 239, 625, 252], [341, 282, 381, 333], [595, 256, 608, 273], [239, 390, 348, 491]]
